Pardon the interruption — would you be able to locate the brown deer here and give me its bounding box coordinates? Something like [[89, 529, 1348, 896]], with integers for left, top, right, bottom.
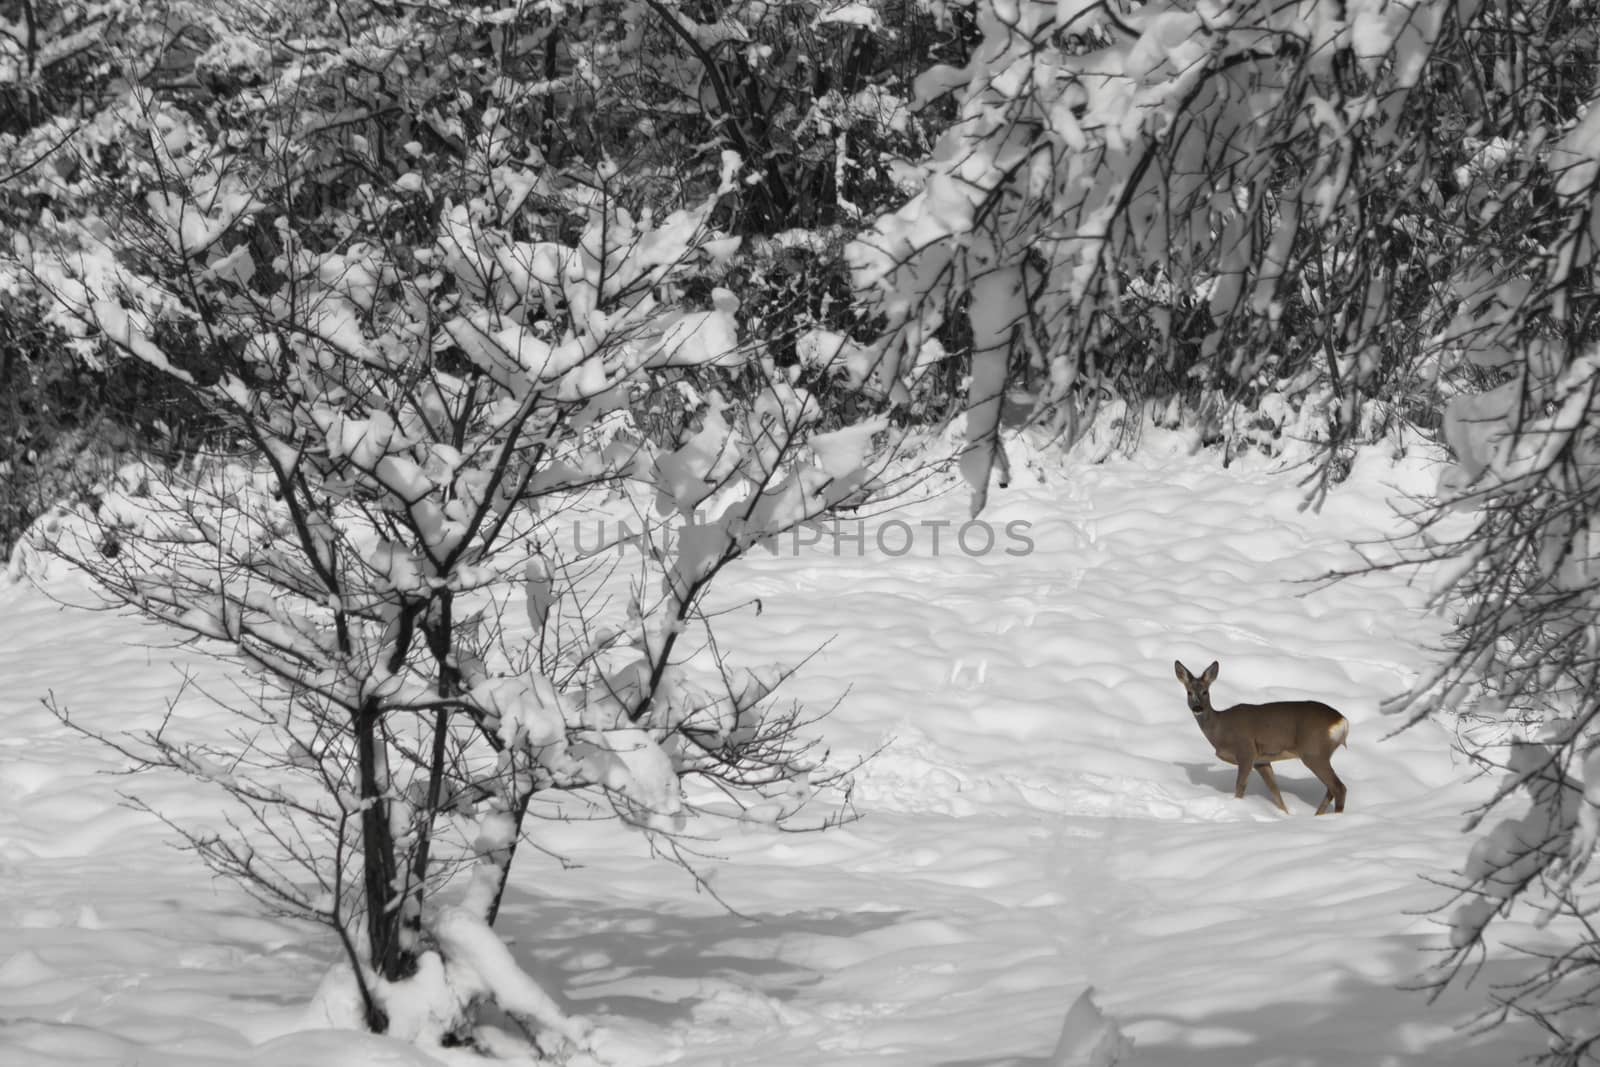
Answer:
[[1174, 660, 1349, 815]]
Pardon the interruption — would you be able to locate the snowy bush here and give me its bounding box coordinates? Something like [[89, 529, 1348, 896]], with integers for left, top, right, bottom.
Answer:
[[9, 1, 915, 1050], [0, 296, 219, 559], [846, 0, 1517, 501], [1366, 0, 1600, 1057]]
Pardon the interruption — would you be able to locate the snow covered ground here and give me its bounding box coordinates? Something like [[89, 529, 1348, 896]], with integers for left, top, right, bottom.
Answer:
[[0, 434, 1546, 1065]]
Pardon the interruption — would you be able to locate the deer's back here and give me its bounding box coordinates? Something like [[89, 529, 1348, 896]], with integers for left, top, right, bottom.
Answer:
[[1210, 700, 1347, 757]]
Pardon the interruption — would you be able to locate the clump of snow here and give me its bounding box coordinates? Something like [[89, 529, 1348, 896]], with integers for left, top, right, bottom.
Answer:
[[433, 906, 592, 1050], [1048, 986, 1132, 1066], [572, 728, 686, 834]]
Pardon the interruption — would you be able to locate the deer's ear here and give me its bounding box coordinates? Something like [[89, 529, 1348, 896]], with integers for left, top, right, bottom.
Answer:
[[1174, 661, 1190, 682], [1202, 661, 1219, 684]]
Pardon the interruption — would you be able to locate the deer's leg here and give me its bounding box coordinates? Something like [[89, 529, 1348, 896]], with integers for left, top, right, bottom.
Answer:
[[1232, 756, 1254, 801], [1254, 761, 1289, 813], [1303, 753, 1346, 815]]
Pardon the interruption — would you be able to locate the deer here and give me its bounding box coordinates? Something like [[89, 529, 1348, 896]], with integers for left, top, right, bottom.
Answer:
[[1173, 660, 1349, 815]]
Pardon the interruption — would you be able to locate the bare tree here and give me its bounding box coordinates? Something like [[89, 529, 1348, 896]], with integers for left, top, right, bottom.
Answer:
[[15, 6, 912, 1046]]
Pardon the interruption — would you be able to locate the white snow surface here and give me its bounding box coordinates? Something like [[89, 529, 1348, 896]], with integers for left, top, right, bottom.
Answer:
[[0, 432, 1546, 1065]]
